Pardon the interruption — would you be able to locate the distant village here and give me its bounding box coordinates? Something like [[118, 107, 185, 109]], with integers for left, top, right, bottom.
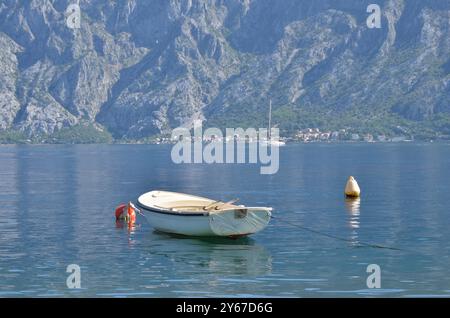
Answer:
[[151, 127, 413, 144], [291, 128, 412, 143]]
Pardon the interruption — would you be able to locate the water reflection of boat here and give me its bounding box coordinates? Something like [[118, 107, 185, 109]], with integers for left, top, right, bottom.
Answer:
[[143, 232, 273, 276]]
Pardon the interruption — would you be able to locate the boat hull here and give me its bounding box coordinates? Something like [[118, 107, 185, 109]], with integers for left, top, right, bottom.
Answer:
[[137, 201, 271, 237], [141, 207, 215, 236]]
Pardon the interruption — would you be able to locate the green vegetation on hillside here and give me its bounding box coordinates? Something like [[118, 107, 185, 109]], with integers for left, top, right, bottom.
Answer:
[[51, 123, 113, 144], [205, 101, 450, 141], [0, 130, 28, 144], [0, 123, 113, 144], [2, 111, 450, 144]]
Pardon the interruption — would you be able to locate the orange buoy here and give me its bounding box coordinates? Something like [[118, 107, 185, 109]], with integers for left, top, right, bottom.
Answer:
[[116, 202, 137, 224], [127, 203, 136, 223], [115, 204, 127, 220]]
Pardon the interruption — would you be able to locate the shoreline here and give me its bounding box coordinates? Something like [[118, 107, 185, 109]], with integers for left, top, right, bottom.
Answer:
[[0, 140, 448, 146]]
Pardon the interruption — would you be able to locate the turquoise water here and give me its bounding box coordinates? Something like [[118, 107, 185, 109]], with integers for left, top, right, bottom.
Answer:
[[1, 143, 450, 297]]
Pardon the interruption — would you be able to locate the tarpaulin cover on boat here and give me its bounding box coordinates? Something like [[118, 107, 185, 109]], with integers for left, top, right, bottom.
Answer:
[[209, 209, 271, 236]]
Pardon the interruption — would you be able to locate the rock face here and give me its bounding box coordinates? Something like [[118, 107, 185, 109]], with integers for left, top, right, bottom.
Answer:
[[0, 32, 21, 130], [0, 0, 449, 139]]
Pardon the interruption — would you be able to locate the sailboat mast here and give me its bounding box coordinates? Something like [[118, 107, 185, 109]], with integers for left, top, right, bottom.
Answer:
[[268, 99, 272, 140]]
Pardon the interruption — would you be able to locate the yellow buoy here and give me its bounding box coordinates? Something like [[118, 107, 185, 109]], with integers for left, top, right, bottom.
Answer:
[[345, 176, 361, 198]]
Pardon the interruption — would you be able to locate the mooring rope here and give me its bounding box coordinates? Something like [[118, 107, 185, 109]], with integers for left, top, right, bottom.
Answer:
[[271, 215, 403, 251]]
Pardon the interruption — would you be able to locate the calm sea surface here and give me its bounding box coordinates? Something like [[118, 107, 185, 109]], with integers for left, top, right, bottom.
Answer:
[[1, 143, 450, 297]]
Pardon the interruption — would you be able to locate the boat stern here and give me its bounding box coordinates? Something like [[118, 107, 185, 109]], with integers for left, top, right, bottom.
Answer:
[[209, 208, 272, 237]]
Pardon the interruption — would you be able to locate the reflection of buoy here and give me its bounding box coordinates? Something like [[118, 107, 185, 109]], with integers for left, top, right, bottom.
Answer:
[[345, 197, 361, 215], [345, 176, 361, 198]]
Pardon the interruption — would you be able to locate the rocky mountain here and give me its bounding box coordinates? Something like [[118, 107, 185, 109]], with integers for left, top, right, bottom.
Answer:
[[0, 0, 449, 142]]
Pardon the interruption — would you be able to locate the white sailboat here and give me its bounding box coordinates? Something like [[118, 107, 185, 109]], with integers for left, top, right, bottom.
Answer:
[[262, 99, 285, 146]]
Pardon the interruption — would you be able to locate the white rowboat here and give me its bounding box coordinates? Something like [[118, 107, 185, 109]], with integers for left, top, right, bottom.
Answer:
[[137, 191, 272, 237]]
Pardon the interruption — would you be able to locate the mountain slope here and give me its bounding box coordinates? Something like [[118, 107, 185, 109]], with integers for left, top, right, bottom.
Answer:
[[0, 0, 449, 141]]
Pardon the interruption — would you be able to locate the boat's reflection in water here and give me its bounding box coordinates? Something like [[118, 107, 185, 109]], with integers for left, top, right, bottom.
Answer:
[[143, 231, 273, 276], [345, 197, 361, 246]]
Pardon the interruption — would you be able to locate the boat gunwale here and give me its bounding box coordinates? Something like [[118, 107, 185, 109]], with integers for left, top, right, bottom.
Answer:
[[138, 202, 272, 217], [137, 201, 210, 216], [137, 191, 272, 217]]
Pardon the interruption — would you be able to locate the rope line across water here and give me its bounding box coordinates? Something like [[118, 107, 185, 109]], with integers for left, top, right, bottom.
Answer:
[[271, 215, 403, 251]]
